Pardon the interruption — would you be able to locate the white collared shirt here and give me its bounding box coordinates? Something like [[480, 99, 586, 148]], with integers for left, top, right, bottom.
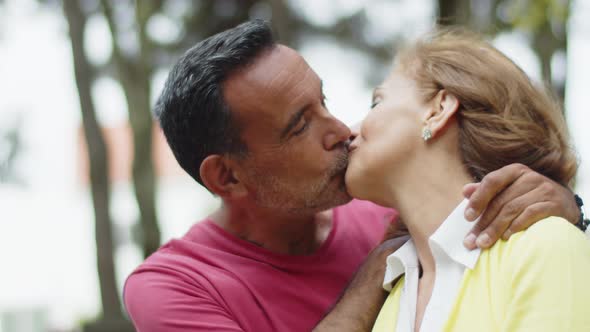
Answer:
[[382, 199, 482, 332]]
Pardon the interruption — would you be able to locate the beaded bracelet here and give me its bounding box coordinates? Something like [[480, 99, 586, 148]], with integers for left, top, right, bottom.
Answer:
[[574, 194, 589, 232]]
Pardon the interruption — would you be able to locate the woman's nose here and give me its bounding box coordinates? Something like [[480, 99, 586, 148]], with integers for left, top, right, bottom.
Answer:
[[349, 122, 361, 141]]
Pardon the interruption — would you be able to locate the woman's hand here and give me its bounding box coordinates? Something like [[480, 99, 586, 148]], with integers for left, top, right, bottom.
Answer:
[[462, 163, 580, 249]]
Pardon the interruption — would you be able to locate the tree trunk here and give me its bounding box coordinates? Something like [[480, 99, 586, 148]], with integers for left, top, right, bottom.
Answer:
[[532, 21, 568, 103], [533, 23, 554, 86], [437, 0, 472, 26], [101, 0, 161, 258], [268, 0, 297, 45], [62, 0, 123, 322], [122, 68, 161, 258]]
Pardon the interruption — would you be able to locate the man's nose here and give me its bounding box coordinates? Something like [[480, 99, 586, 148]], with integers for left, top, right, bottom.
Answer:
[[323, 118, 352, 151]]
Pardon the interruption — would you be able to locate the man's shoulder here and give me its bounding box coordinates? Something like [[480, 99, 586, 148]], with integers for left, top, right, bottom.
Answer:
[[123, 241, 206, 296], [123, 219, 225, 294], [334, 199, 395, 220], [123, 254, 247, 331], [123, 224, 237, 320]]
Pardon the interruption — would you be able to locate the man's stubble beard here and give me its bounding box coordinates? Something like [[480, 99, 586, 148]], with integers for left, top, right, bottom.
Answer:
[[248, 149, 352, 214]]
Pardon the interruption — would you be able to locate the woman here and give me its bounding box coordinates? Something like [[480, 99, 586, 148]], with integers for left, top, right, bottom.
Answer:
[[345, 30, 590, 331]]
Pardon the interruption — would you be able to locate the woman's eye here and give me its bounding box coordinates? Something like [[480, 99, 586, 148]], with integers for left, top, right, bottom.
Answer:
[[370, 101, 380, 109]]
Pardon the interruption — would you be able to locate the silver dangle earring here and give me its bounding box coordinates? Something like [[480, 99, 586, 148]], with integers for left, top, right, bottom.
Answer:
[[422, 127, 432, 141]]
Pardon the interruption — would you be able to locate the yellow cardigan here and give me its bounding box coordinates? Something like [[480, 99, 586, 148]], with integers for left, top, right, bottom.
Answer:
[[373, 217, 590, 332]]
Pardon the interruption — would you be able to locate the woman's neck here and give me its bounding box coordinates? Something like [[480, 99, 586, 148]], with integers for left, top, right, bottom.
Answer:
[[381, 154, 474, 275]]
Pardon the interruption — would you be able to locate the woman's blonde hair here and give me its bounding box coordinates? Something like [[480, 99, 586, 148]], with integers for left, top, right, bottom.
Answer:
[[396, 29, 577, 186]]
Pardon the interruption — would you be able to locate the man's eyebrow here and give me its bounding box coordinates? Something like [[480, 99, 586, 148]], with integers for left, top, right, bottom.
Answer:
[[280, 107, 308, 140]]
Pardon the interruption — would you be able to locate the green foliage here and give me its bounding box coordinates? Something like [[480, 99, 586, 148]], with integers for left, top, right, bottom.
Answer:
[[503, 0, 569, 35]]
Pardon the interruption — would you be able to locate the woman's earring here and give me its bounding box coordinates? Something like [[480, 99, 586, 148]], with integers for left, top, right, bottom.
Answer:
[[422, 127, 432, 141]]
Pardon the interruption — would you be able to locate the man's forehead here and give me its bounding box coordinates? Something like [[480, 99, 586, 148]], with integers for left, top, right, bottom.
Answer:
[[231, 46, 314, 89], [224, 45, 320, 116]]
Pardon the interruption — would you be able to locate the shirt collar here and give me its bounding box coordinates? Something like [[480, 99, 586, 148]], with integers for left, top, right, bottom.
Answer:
[[429, 199, 482, 269], [382, 199, 481, 291], [383, 240, 417, 291]]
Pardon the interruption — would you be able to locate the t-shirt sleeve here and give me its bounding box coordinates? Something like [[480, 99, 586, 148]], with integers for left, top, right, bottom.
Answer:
[[124, 270, 244, 332], [501, 217, 590, 331]]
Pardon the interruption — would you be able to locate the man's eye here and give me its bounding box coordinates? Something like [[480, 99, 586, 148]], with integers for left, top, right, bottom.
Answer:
[[321, 94, 327, 107], [293, 122, 308, 136]]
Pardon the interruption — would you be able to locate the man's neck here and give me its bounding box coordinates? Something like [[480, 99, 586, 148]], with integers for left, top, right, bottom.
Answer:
[[210, 202, 333, 255]]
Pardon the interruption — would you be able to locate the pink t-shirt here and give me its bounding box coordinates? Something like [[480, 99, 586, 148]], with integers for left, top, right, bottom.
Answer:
[[124, 199, 393, 332]]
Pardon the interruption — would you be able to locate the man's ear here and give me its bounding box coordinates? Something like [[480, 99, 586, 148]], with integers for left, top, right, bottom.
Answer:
[[422, 89, 460, 138], [200, 155, 248, 198]]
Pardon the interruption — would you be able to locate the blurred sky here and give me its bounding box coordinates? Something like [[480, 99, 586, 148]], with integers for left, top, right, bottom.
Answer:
[[0, 0, 588, 330]]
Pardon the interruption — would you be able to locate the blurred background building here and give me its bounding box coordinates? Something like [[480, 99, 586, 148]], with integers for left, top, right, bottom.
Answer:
[[0, 0, 588, 331]]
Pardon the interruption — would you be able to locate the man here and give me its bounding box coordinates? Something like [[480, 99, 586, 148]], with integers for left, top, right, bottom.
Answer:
[[124, 20, 581, 332]]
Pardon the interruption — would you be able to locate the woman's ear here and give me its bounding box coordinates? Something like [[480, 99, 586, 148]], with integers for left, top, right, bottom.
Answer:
[[423, 89, 460, 138], [200, 155, 248, 198]]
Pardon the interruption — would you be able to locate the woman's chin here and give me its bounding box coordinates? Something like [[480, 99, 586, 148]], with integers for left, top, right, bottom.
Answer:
[[344, 167, 368, 201]]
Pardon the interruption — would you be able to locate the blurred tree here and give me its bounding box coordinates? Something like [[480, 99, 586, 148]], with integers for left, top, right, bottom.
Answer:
[[0, 117, 24, 185], [437, 0, 471, 25], [95, 0, 263, 258], [63, 0, 133, 331], [99, 0, 162, 258], [436, 0, 570, 100], [497, 0, 570, 100]]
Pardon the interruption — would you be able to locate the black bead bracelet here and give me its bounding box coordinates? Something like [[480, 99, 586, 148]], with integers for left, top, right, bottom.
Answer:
[[574, 194, 589, 232]]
